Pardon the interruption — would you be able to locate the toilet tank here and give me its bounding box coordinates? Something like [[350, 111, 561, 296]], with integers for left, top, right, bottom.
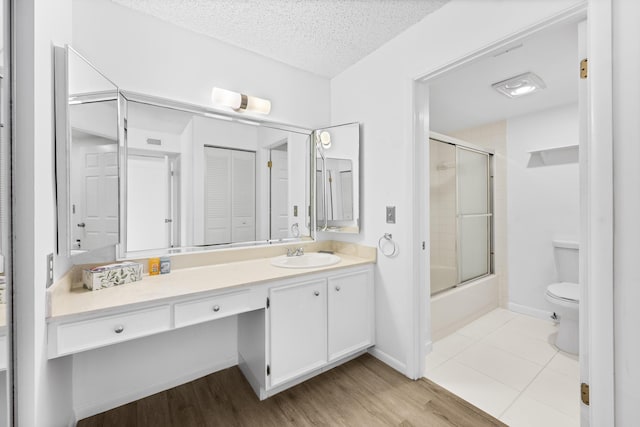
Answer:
[[553, 240, 579, 283]]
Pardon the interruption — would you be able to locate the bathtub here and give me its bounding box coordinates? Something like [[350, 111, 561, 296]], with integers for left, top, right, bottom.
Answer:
[[430, 273, 499, 341]]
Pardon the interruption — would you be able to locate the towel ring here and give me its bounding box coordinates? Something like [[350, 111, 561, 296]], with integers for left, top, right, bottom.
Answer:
[[291, 222, 300, 238], [378, 233, 397, 257]]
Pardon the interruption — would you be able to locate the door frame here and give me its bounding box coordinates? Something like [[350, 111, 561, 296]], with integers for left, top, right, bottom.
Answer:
[[410, 1, 614, 425]]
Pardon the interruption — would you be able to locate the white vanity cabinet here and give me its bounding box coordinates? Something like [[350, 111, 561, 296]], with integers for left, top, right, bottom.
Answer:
[[327, 269, 374, 362], [239, 264, 374, 399], [269, 279, 327, 388]]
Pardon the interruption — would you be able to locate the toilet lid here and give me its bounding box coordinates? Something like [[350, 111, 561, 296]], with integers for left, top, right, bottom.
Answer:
[[547, 282, 580, 303]]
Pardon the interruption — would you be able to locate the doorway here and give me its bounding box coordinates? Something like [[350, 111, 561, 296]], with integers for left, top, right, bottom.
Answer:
[[412, 4, 613, 425]]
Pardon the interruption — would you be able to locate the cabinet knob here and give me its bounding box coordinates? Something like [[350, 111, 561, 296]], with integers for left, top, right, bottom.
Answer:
[[213, 305, 221, 312], [313, 291, 320, 296], [114, 325, 124, 334], [335, 286, 341, 291]]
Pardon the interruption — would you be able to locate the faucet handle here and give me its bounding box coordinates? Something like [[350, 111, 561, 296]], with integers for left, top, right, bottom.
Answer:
[[287, 248, 294, 257], [297, 247, 304, 256]]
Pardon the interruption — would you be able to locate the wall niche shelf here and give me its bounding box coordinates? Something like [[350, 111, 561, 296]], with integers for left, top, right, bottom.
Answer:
[[527, 145, 579, 167]]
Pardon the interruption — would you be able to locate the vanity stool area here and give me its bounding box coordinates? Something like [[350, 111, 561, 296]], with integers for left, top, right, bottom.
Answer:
[[46, 242, 375, 416]]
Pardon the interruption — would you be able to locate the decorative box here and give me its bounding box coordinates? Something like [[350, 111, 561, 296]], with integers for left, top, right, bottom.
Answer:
[[83, 262, 143, 291]]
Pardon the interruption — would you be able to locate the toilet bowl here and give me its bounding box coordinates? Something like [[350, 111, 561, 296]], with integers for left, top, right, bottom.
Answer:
[[546, 240, 579, 354], [546, 281, 579, 354]]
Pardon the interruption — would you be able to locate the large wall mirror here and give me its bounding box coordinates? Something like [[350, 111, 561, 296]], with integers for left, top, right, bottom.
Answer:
[[315, 123, 360, 233], [55, 45, 361, 262], [120, 97, 313, 257]]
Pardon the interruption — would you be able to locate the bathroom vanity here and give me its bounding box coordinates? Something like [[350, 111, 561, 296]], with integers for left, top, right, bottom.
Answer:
[[46, 242, 375, 399]]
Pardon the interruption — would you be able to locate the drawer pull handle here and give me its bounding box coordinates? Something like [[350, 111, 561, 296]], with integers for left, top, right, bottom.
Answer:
[[313, 291, 320, 296], [335, 286, 341, 291], [213, 305, 221, 312], [114, 325, 124, 334]]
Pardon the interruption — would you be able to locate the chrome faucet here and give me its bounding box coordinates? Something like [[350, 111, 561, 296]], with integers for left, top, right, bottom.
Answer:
[[287, 247, 305, 257]]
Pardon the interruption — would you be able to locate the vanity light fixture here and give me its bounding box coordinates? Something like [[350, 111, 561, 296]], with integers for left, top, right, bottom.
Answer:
[[491, 72, 546, 98], [317, 130, 332, 149], [211, 87, 271, 114]]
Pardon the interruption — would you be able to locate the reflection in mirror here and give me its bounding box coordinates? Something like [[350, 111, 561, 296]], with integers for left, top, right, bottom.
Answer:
[[0, 0, 10, 424], [122, 99, 312, 257], [55, 46, 120, 258], [315, 123, 360, 233]]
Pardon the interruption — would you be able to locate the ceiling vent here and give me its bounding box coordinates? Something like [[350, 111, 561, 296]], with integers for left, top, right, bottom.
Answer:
[[491, 72, 546, 98]]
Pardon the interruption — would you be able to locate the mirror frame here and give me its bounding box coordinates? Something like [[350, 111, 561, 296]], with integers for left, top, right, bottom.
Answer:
[[54, 45, 122, 258]]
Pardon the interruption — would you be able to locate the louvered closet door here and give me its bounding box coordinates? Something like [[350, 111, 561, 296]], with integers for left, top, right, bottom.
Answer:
[[231, 150, 256, 242], [204, 147, 231, 245]]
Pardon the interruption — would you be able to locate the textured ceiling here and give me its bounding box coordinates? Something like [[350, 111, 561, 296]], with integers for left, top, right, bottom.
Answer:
[[110, 0, 449, 77]]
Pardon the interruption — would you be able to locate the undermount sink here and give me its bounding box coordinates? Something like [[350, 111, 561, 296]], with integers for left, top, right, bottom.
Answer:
[[270, 252, 341, 269]]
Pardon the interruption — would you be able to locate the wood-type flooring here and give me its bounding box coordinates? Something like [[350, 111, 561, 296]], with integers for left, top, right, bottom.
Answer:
[[78, 354, 506, 427]]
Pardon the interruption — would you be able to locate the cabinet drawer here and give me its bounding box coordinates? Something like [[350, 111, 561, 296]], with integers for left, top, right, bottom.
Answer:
[[174, 290, 251, 328], [56, 305, 171, 356]]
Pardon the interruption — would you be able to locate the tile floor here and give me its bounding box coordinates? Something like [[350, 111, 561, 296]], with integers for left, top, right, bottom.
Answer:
[[424, 308, 580, 427]]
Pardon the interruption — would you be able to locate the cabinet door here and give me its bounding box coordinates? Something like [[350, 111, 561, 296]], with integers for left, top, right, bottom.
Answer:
[[328, 269, 373, 362], [269, 279, 327, 388]]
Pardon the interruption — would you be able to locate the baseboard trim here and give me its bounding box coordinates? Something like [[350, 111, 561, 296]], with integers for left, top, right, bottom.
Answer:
[[368, 347, 407, 376], [508, 302, 553, 321], [74, 355, 238, 421]]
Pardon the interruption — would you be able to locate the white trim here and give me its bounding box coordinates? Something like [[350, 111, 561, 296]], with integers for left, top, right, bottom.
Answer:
[[73, 355, 237, 421], [368, 347, 407, 375], [584, 0, 615, 424], [412, 79, 430, 381], [508, 302, 554, 321], [414, 3, 588, 83]]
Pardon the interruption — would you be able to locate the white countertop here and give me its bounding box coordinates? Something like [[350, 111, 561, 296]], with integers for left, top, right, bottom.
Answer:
[[48, 245, 375, 320]]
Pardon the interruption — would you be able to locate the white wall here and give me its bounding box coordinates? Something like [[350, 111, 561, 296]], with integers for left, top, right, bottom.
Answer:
[[72, 0, 330, 129], [506, 104, 580, 316], [14, 0, 75, 425], [612, 0, 640, 424], [70, 0, 330, 418], [330, 0, 585, 376]]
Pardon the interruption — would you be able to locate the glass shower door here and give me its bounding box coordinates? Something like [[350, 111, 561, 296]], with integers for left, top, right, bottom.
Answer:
[[457, 147, 491, 283]]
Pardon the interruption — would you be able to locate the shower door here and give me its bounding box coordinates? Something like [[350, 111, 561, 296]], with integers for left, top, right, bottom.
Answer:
[[456, 147, 491, 284], [429, 139, 492, 295]]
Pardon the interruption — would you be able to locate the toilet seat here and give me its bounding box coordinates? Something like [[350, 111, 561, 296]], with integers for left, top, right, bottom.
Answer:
[[546, 282, 579, 305]]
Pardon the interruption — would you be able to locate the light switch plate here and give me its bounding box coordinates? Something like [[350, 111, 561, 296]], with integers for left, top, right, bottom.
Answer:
[[386, 206, 396, 224]]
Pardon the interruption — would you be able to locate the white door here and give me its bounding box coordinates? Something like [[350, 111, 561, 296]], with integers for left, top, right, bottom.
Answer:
[[204, 147, 231, 245], [231, 150, 256, 242], [127, 155, 170, 252], [269, 279, 327, 388], [270, 148, 289, 239], [74, 141, 119, 251], [328, 270, 373, 362]]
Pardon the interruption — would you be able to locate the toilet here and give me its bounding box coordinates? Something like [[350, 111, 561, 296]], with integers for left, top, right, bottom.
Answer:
[[545, 240, 579, 354]]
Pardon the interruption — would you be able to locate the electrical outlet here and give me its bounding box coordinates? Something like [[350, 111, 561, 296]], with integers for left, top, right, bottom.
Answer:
[[46, 253, 54, 288], [386, 206, 396, 224]]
